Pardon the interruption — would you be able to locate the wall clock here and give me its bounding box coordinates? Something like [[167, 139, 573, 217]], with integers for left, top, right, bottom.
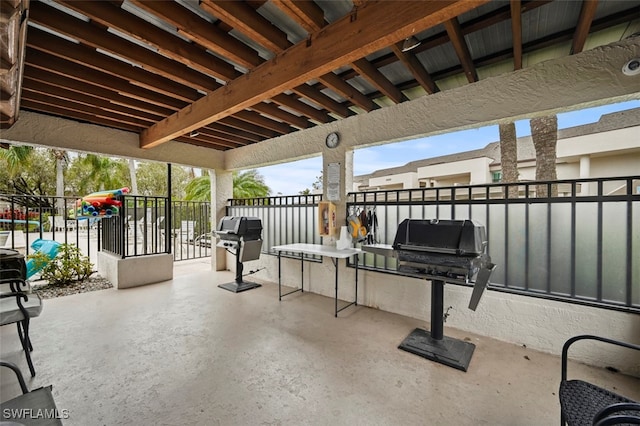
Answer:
[[325, 132, 340, 148]]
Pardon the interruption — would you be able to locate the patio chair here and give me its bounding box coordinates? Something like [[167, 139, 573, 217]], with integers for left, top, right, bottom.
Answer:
[[0, 276, 43, 377], [0, 361, 63, 425], [559, 335, 640, 425]]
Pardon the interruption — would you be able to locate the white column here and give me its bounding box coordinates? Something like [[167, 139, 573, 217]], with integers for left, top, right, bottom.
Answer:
[[579, 155, 591, 196], [322, 144, 354, 245], [210, 169, 233, 271]]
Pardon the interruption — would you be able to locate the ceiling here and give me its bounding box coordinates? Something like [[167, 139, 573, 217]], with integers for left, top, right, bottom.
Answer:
[[2, 0, 639, 152]]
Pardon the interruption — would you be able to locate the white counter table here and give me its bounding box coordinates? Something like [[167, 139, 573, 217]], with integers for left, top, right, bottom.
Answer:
[[271, 243, 362, 317]]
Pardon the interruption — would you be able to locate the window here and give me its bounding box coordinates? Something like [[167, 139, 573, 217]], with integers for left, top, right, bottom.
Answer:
[[492, 171, 502, 183]]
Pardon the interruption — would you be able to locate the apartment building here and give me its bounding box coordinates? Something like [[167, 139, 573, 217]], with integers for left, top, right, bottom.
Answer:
[[354, 108, 640, 195]]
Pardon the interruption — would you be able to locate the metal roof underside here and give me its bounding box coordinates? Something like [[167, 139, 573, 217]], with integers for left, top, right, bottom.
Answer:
[[1, 0, 639, 151]]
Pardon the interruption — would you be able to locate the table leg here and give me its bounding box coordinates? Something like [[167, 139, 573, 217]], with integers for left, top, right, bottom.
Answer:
[[355, 254, 358, 306], [278, 252, 282, 301], [334, 258, 339, 317], [300, 251, 304, 293]]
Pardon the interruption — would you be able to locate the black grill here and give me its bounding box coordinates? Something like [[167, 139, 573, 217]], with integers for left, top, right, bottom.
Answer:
[[213, 216, 263, 293], [363, 218, 496, 372], [392, 219, 493, 288]]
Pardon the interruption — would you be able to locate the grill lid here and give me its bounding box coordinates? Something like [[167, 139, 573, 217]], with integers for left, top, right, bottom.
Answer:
[[392, 219, 486, 256], [215, 216, 262, 241]]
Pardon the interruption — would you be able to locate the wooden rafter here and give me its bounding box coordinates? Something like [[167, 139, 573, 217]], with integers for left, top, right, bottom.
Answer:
[[271, 0, 325, 33], [29, 2, 219, 93], [443, 17, 478, 83], [571, 0, 599, 54], [200, 0, 289, 53], [390, 43, 439, 95], [141, 0, 487, 147], [510, 0, 522, 70], [316, 72, 376, 112], [128, 0, 262, 69], [251, 102, 311, 129], [351, 59, 407, 104], [271, 94, 330, 124], [291, 84, 352, 118], [56, 0, 241, 81]]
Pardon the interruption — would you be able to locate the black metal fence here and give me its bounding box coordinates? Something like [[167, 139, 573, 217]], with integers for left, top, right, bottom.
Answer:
[[0, 194, 100, 263], [347, 176, 640, 313], [101, 195, 170, 258], [227, 194, 323, 261], [171, 199, 212, 261], [1, 193, 212, 262]]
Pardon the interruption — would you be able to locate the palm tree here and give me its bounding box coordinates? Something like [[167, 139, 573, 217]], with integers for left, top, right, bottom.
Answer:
[[0, 144, 33, 177], [530, 115, 558, 197], [128, 159, 138, 195], [184, 169, 271, 201], [51, 149, 68, 213], [498, 122, 519, 198], [79, 154, 130, 193], [232, 169, 270, 199]]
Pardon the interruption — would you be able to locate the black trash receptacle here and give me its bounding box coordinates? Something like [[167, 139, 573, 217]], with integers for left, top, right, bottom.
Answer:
[[0, 248, 27, 280]]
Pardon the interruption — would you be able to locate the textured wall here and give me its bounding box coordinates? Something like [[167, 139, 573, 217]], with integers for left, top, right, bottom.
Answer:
[[0, 111, 225, 169], [225, 38, 640, 171]]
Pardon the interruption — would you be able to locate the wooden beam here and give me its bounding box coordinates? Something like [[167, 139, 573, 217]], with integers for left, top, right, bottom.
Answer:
[[22, 90, 153, 128], [390, 43, 439, 94], [271, 93, 330, 124], [443, 17, 478, 83], [291, 84, 352, 118], [56, 0, 241, 81], [234, 110, 291, 134], [351, 58, 407, 104], [199, 0, 290, 53], [250, 103, 311, 129], [271, 0, 325, 33], [317, 72, 376, 112], [29, 1, 219, 93], [571, 0, 599, 54], [510, 0, 522, 70], [23, 65, 175, 117], [203, 123, 265, 143], [141, 0, 485, 147], [129, 0, 262, 68], [26, 28, 202, 104], [25, 48, 189, 111], [219, 116, 278, 139], [174, 135, 237, 151], [21, 99, 143, 133], [22, 77, 165, 123]]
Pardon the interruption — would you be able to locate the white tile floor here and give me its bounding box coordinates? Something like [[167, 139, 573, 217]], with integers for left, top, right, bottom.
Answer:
[[2, 266, 639, 426]]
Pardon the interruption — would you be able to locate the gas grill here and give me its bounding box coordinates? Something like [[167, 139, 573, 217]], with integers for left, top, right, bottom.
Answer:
[[363, 218, 496, 371], [213, 216, 263, 293]]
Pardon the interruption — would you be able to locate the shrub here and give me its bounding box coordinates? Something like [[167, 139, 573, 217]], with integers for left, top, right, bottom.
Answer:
[[36, 243, 93, 286]]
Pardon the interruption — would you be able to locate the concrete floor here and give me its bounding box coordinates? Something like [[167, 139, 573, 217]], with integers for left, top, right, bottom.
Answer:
[[2, 261, 639, 426]]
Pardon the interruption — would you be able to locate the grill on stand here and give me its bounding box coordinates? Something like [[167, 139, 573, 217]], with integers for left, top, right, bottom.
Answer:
[[363, 219, 496, 371], [213, 216, 263, 293]]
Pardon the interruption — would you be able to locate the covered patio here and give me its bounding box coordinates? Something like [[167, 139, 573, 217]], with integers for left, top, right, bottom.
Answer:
[[1, 0, 639, 423], [2, 262, 638, 425]]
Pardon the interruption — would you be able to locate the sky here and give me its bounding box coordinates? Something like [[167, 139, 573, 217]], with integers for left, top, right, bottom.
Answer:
[[257, 99, 640, 196]]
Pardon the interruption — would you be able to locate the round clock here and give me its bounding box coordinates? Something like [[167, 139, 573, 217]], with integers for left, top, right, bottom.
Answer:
[[325, 132, 340, 148]]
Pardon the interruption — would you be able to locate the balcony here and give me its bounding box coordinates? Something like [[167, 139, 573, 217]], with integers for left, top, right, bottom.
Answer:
[[2, 262, 638, 425]]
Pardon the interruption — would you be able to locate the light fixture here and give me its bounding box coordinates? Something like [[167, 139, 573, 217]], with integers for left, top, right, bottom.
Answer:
[[401, 36, 421, 52], [189, 130, 200, 137]]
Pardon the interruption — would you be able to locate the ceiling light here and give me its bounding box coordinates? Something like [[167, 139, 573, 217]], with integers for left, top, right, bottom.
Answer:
[[189, 130, 200, 137], [401, 36, 421, 52]]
